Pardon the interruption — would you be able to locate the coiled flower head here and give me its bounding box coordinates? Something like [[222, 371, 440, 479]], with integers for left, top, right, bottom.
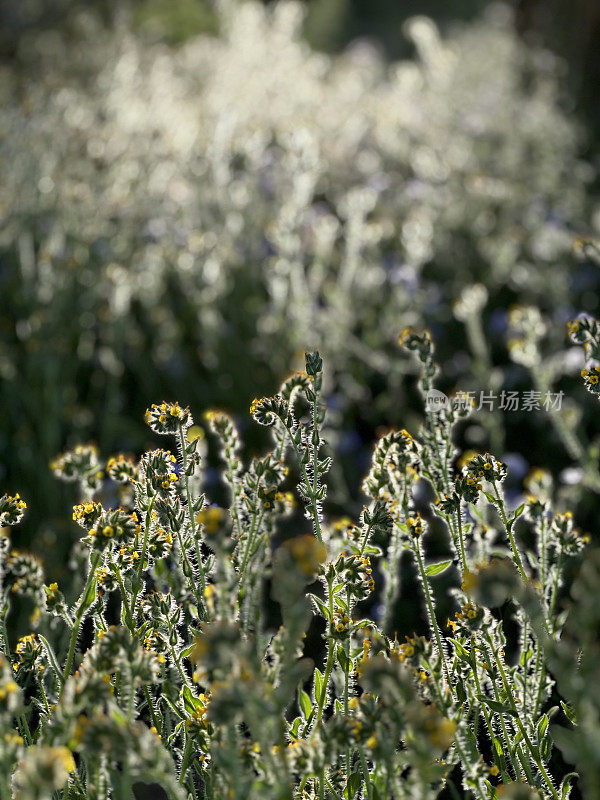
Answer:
[[455, 472, 483, 503], [580, 365, 600, 395], [43, 582, 68, 617], [87, 508, 142, 552], [137, 450, 179, 498], [145, 402, 192, 434], [332, 552, 375, 600], [462, 453, 507, 484], [51, 444, 103, 492], [106, 454, 138, 483], [567, 315, 600, 358], [405, 513, 425, 539], [398, 327, 434, 362], [72, 501, 103, 531], [6, 551, 44, 600], [0, 493, 27, 526], [551, 511, 589, 554], [15, 633, 43, 672], [84, 626, 162, 686], [249, 395, 290, 427]]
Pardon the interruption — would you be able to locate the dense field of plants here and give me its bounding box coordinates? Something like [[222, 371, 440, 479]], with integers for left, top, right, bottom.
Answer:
[[2, 1, 600, 798], [2, 333, 600, 799]]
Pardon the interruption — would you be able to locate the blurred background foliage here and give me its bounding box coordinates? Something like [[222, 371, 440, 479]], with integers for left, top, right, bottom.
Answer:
[[2, 0, 600, 130], [2, 0, 600, 618]]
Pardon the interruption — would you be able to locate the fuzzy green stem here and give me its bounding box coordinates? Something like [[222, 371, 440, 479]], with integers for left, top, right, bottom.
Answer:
[[414, 541, 450, 690], [456, 509, 467, 572], [178, 424, 207, 598], [344, 587, 352, 785], [283, 420, 323, 543], [490, 636, 560, 800], [493, 482, 526, 581], [470, 635, 509, 783], [110, 558, 135, 630], [132, 494, 156, 614], [62, 550, 101, 694], [311, 579, 335, 737]]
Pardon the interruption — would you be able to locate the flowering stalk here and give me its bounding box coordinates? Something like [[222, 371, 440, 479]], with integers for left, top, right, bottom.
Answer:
[[0, 338, 594, 799]]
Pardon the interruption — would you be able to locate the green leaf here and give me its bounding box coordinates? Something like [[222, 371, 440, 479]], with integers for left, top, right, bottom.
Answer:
[[31, 697, 48, 714], [536, 713, 549, 740], [560, 772, 578, 800], [448, 638, 473, 666], [344, 770, 362, 799], [520, 648, 533, 667], [513, 503, 525, 521], [180, 643, 195, 659], [540, 731, 552, 762], [314, 667, 325, 706], [309, 594, 331, 621], [492, 738, 503, 758], [79, 576, 97, 616], [337, 646, 350, 673], [163, 694, 185, 720], [425, 559, 452, 577], [560, 701, 577, 725], [37, 634, 64, 688], [512, 729, 523, 748], [181, 685, 205, 715], [318, 457, 332, 474], [477, 695, 517, 717], [298, 688, 312, 719], [361, 545, 383, 556], [180, 737, 195, 775]]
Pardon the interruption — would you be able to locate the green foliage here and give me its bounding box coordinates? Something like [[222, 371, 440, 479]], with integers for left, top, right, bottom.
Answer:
[[1, 338, 598, 799]]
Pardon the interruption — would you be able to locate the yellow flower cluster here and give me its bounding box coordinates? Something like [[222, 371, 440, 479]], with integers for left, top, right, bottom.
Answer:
[[196, 506, 226, 535], [581, 365, 600, 391], [184, 693, 210, 732], [72, 501, 102, 527], [0, 678, 18, 700], [0, 492, 28, 526], [106, 453, 137, 483], [11, 494, 26, 511], [447, 601, 479, 633], [405, 514, 423, 538], [145, 402, 191, 434], [16, 633, 38, 656], [3, 731, 23, 745], [398, 327, 431, 346], [284, 535, 327, 578], [566, 319, 580, 335], [393, 634, 420, 663], [334, 612, 349, 634]]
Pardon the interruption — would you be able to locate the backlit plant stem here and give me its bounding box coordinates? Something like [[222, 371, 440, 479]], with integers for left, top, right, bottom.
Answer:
[[62, 550, 101, 694]]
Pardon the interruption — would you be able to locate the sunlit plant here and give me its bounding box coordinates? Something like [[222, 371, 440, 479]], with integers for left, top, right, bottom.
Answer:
[[0, 335, 594, 799]]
